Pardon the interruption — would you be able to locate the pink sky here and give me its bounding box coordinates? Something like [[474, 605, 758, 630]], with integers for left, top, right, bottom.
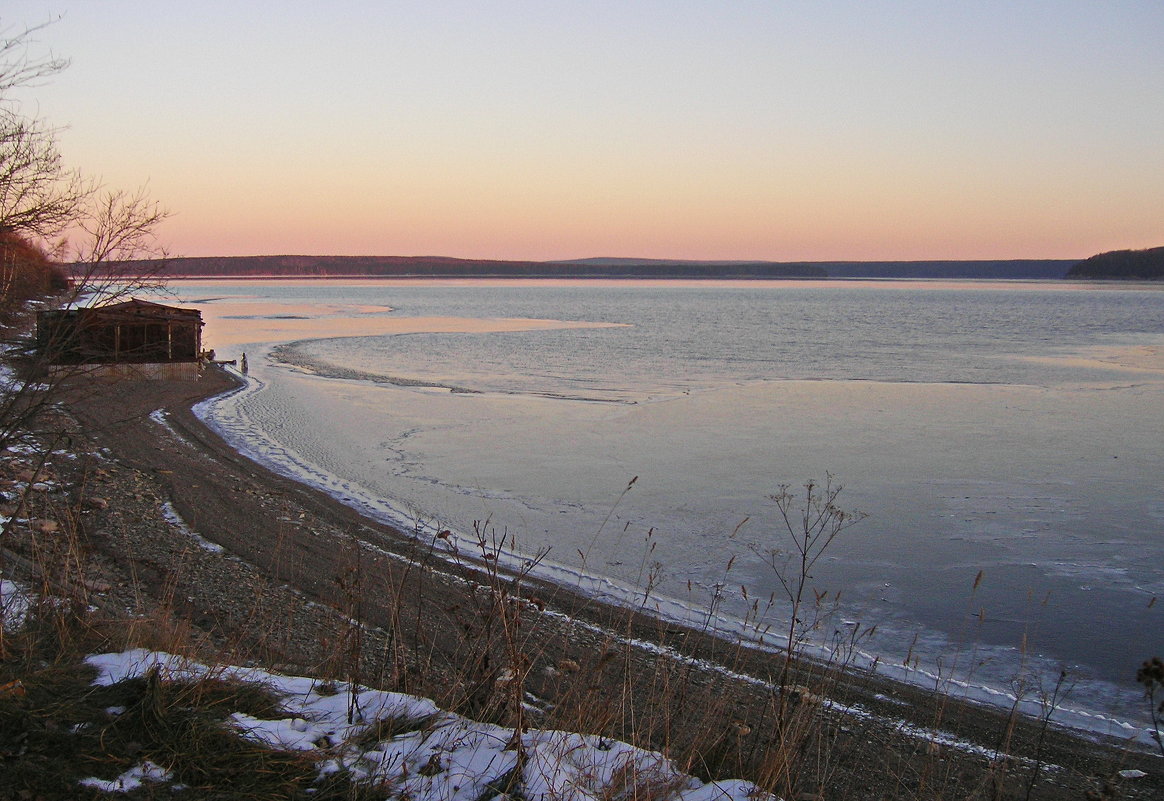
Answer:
[[7, 1, 1163, 261]]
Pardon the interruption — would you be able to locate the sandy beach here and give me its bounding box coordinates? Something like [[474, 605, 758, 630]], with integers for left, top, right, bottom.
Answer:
[[39, 365, 1160, 800]]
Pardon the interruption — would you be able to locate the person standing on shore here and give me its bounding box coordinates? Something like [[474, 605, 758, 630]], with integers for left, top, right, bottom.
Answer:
[[240, 353, 248, 374]]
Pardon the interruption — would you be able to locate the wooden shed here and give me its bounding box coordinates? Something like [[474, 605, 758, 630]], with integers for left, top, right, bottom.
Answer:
[[37, 299, 204, 380]]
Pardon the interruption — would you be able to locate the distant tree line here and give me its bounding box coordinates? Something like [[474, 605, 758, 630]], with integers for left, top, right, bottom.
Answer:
[[124, 255, 829, 280], [1066, 246, 1164, 280], [114, 256, 1086, 281]]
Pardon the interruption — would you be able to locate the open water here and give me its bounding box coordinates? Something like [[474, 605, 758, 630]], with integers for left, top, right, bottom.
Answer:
[[167, 278, 1164, 743]]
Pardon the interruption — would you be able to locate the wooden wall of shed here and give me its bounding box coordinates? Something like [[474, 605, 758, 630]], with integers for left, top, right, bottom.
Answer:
[[47, 361, 204, 382]]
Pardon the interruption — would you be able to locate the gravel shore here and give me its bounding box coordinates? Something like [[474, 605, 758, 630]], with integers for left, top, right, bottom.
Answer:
[[10, 364, 1156, 800]]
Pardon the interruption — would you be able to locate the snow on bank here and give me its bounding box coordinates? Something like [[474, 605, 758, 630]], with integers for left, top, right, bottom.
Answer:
[[79, 761, 173, 794], [0, 577, 32, 630], [83, 649, 775, 801], [159, 501, 225, 554]]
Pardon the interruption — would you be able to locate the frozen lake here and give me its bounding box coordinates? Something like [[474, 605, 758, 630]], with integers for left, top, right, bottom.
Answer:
[[169, 278, 1164, 741]]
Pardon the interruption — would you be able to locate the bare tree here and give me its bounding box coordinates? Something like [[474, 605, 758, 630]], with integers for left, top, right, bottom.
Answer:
[[0, 19, 170, 451], [0, 21, 91, 246], [0, 114, 91, 242], [1, 18, 171, 304]]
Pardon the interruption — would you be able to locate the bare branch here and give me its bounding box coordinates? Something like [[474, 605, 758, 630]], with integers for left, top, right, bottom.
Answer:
[[0, 112, 92, 239], [0, 20, 70, 100], [75, 187, 170, 265], [56, 187, 170, 305]]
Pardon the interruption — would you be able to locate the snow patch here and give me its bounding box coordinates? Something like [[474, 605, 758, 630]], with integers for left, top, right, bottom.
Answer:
[[79, 760, 173, 793], [160, 501, 224, 553], [84, 649, 774, 801], [0, 578, 32, 630]]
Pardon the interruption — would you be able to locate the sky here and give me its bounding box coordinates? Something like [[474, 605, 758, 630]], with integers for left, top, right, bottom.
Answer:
[[4, 1, 1163, 261]]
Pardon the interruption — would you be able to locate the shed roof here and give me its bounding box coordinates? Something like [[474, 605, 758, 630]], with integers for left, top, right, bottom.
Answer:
[[82, 298, 203, 322]]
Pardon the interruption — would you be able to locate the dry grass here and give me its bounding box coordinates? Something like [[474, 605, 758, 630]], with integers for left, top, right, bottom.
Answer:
[[0, 645, 390, 799]]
